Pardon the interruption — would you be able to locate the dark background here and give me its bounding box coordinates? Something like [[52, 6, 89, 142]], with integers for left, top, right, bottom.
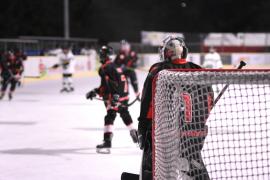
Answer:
[[1, 0, 270, 42]]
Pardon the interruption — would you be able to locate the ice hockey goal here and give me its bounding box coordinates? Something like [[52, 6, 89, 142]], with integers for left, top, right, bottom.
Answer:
[[153, 69, 270, 180]]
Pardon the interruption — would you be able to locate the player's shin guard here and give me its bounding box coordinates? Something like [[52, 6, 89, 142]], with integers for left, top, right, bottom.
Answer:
[[8, 91, 13, 100], [61, 77, 69, 92], [67, 77, 74, 91], [0, 91, 4, 100]]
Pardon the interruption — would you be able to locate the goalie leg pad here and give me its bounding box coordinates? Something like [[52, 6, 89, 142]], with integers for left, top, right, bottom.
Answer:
[[141, 130, 152, 180], [180, 135, 210, 180]]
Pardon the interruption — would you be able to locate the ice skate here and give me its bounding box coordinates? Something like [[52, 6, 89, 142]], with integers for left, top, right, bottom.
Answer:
[[8, 92, 13, 101], [130, 129, 138, 143], [0, 92, 4, 100], [96, 132, 112, 154], [60, 87, 68, 93], [96, 141, 111, 154], [69, 87, 74, 92]]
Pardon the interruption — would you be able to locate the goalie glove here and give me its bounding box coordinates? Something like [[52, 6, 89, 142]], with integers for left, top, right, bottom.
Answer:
[[86, 90, 97, 100]]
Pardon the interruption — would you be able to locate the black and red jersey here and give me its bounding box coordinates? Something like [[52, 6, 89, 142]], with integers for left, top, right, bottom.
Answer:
[[96, 60, 129, 100], [0, 53, 24, 77], [14, 50, 27, 61], [114, 50, 138, 69]]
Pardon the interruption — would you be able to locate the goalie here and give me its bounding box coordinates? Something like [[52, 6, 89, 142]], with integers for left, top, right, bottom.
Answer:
[[138, 36, 214, 180], [86, 46, 138, 154]]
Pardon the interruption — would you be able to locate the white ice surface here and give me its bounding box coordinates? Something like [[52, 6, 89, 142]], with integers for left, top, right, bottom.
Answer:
[[0, 70, 148, 180]]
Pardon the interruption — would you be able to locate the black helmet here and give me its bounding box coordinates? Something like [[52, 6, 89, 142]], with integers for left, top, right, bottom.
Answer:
[[99, 45, 114, 64], [160, 36, 188, 61]]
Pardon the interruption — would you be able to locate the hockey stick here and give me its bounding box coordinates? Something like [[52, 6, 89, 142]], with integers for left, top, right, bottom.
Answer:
[[4, 69, 17, 84], [93, 96, 139, 107], [213, 60, 246, 106]]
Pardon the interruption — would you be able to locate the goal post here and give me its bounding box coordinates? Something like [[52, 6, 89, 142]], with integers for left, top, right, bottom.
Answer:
[[152, 69, 270, 180]]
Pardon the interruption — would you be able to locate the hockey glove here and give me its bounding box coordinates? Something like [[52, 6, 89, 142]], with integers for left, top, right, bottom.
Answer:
[[14, 74, 21, 81], [51, 64, 59, 69], [86, 90, 96, 100]]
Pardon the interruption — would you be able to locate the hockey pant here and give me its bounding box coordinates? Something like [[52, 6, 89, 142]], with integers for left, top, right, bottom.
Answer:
[[1, 76, 17, 93], [104, 100, 133, 127], [62, 73, 73, 90], [125, 69, 138, 93]]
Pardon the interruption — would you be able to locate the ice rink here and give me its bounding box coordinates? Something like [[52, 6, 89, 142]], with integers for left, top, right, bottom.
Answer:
[[0, 70, 148, 180]]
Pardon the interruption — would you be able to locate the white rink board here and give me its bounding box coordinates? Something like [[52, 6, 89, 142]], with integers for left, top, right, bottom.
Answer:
[[23, 55, 97, 77]]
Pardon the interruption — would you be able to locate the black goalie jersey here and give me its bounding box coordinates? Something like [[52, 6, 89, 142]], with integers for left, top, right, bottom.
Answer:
[[139, 60, 214, 131]]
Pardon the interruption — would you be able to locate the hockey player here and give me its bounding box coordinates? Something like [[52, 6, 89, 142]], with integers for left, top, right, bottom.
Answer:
[[203, 47, 223, 92], [86, 45, 138, 154], [0, 50, 24, 100], [53, 46, 76, 93], [14, 48, 27, 62], [202, 47, 223, 69], [14, 48, 27, 87], [138, 36, 214, 180], [114, 40, 140, 99]]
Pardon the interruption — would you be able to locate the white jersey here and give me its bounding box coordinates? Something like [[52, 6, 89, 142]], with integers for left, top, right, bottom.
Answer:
[[58, 51, 75, 74], [203, 52, 223, 69]]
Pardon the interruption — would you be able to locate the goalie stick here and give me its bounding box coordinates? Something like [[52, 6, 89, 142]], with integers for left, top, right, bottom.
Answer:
[[213, 60, 246, 106], [121, 172, 139, 180]]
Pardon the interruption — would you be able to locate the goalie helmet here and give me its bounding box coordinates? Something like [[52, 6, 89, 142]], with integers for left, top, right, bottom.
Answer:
[[160, 36, 188, 61], [99, 45, 114, 64]]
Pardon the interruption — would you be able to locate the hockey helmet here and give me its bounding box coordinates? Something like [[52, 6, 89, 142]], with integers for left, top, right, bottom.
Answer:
[[120, 39, 130, 53], [61, 45, 70, 54], [160, 36, 188, 61], [209, 46, 216, 53], [99, 45, 114, 64]]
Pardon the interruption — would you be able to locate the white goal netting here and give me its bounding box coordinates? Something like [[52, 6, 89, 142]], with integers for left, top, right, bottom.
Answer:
[[153, 69, 270, 180]]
